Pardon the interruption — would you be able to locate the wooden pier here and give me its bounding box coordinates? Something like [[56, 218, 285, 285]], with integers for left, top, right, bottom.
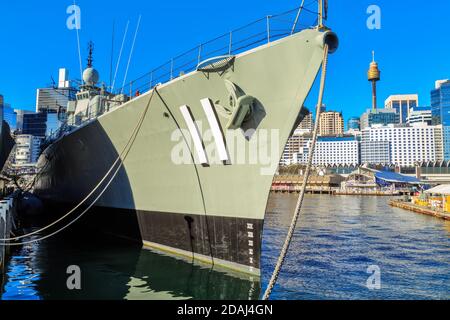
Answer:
[[389, 200, 450, 221]]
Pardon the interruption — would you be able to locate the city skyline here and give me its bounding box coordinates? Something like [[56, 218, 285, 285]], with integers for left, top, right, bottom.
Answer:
[[0, 0, 449, 119]]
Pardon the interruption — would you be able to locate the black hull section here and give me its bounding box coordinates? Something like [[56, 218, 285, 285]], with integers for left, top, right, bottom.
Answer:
[[43, 203, 263, 274], [137, 211, 263, 272]]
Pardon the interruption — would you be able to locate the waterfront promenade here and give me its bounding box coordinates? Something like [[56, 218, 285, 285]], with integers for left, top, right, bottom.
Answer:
[[390, 200, 450, 221]]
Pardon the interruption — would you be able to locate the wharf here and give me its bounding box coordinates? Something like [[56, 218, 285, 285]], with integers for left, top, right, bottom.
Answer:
[[271, 187, 413, 196], [389, 200, 450, 221], [335, 191, 400, 196], [1, 197, 15, 287]]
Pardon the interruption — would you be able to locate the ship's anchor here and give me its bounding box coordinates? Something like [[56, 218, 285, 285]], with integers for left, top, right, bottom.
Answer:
[[216, 79, 256, 130]]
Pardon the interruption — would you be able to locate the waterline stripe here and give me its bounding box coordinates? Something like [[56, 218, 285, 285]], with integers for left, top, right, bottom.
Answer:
[[142, 240, 260, 276]]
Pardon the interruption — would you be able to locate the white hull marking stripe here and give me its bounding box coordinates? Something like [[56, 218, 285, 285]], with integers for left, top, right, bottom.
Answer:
[[201, 98, 229, 162], [180, 105, 208, 165]]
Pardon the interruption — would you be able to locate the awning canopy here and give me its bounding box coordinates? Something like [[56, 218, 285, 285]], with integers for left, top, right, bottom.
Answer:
[[374, 171, 421, 184], [424, 184, 450, 195]]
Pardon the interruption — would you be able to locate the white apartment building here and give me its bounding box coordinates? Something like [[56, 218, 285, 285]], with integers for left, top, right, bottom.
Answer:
[[360, 140, 391, 164], [14, 135, 43, 166], [280, 114, 314, 165], [361, 123, 439, 167], [280, 134, 311, 165], [293, 136, 359, 166]]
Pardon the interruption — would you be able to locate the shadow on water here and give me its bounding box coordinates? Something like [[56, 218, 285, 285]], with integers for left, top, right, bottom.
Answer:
[[1, 220, 261, 300]]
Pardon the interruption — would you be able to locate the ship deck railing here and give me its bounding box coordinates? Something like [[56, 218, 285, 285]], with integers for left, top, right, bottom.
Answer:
[[44, 5, 320, 146], [115, 5, 319, 97]]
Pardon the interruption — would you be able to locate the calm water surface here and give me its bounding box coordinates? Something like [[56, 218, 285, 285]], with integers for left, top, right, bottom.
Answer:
[[1, 195, 449, 300]]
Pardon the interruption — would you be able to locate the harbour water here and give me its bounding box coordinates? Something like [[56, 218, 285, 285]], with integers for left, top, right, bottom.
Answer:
[[1, 194, 449, 300]]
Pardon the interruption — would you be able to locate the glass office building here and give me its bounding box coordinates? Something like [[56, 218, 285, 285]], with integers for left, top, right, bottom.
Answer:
[[348, 117, 361, 130], [22, 112, 48, 137], [431, 80, 450, 125], [431, 80, 450, 160], [385, 95, 419, 124], [0, 95, 18, 132], [46, 111, 61, 137], [360, 109, 399, 130], [3, 105, 17, 132], [407, 106, 432, 125]]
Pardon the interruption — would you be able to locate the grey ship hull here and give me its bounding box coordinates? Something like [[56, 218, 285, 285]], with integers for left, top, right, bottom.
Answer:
[[34, 29, 336, 275]]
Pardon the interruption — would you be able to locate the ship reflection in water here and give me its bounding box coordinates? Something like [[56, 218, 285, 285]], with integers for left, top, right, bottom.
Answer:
[[1, 194, 450, 300], [1, 231, 259, 300]]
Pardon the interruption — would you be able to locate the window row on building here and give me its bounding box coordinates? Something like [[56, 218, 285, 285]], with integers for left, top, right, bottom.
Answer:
[[282, 123, 444, 168]]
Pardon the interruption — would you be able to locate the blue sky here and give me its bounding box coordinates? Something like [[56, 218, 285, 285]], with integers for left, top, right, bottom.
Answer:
[[0, 0, 449, 124]]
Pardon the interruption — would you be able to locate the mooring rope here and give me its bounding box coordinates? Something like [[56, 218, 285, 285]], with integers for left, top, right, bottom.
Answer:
[[262, 44, 329, 300], [0, 88, 157, 246]]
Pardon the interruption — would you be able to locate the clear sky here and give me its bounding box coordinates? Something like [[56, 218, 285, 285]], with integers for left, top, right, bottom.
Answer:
[[0, 0, 449, 124]]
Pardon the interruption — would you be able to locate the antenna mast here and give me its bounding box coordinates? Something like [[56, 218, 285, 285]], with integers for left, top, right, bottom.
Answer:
[[110, 21, 115, 90], [87, 41, 94, 68], [112, 20, 130, 92], [121, 15, 142, 95]]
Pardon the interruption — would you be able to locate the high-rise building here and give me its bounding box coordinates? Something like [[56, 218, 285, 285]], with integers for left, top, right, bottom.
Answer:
[[431, 80, 450, 160], [280, 133, 311, 165], [14, 135, 43, 165], [434, 125, 444, 162], [46, 111, 62, 137], [431, 80, 450, 125], [0, 95, 18, 131], [35, 68, 76, 113], [319, 111, 344, 136], [361, 123, 438, 167], [360, 141, 391, 165], [385, 94, 419, 124], [348, 117, 361, 131], [3, 104, 17, 132], [293, 136, 360, 166], [360, 108, 399, 130], [16, 110, 34, 133], [297, 112, 313, 131], [407, 106, 432, 125], [22, 112, 48, 137]]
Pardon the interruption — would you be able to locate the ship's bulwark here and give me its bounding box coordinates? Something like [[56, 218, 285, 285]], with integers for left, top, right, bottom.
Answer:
[[34, 29, 334, 275]]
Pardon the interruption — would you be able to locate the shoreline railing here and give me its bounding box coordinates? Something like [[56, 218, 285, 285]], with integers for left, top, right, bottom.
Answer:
[[116, 6, 319, 97]]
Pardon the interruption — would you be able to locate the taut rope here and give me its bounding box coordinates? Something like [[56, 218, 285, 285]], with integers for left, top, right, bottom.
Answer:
[[262, 44, 329, 300]]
